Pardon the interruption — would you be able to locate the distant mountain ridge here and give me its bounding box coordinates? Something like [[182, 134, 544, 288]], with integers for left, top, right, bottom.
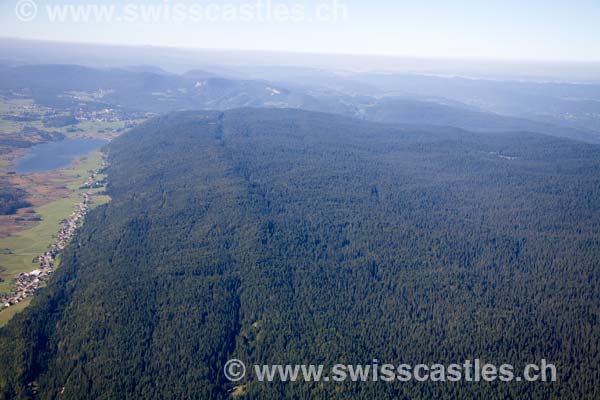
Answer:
[[1, 63, 599, 143]]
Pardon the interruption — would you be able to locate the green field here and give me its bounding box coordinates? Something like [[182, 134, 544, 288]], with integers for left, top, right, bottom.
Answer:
[[0, 96, 134, 137], [64, 151, 105, 189], [0, 298, 30, 327], [0, 195, 81, 293], [73, 120, 129, 135], [0, 97, 46, 133]]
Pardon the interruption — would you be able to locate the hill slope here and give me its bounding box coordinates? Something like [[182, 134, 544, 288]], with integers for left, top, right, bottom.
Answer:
[[0, 109, 599, 399], [360, 97, 600, 143]]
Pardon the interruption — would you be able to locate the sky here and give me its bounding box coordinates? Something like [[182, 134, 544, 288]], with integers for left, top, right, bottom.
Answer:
[[1, 0, 600, 62]]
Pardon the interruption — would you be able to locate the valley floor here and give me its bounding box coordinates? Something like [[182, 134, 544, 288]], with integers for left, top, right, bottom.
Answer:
[[0, 96, 143, 325], [0, 152, 110, 326]]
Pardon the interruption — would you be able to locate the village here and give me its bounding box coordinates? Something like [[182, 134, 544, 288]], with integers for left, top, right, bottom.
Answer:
[[0, 168, 104, 310]]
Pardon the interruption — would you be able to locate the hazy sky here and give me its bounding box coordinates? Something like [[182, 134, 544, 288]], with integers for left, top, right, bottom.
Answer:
[[2, 0, 599, 61]]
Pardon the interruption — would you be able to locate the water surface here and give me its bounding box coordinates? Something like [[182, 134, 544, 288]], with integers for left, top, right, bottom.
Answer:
[[14, 138, 108, 174]]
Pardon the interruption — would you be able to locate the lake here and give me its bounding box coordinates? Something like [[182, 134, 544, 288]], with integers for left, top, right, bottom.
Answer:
[[14, 138, 108, 174]]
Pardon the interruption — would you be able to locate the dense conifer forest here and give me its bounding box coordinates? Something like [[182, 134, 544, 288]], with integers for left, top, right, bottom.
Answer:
[[0, 184, 30, 215], [0, 109, 599, 399]]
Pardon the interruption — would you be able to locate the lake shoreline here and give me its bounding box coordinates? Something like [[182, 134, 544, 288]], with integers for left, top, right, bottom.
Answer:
[[12, 137, 108, 174]]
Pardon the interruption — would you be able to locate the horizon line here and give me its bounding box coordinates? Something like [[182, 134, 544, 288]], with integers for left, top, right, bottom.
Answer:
[[3, 36, 600, 66]]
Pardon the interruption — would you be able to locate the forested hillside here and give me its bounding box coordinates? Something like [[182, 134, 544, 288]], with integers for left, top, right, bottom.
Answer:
[[0, 109, 599, 399]]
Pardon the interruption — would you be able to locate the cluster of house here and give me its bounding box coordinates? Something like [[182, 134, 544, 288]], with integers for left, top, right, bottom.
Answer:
[[1, 169, 102, 310], [76, 108, 124, 123], [81, 170, 104, 189]]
